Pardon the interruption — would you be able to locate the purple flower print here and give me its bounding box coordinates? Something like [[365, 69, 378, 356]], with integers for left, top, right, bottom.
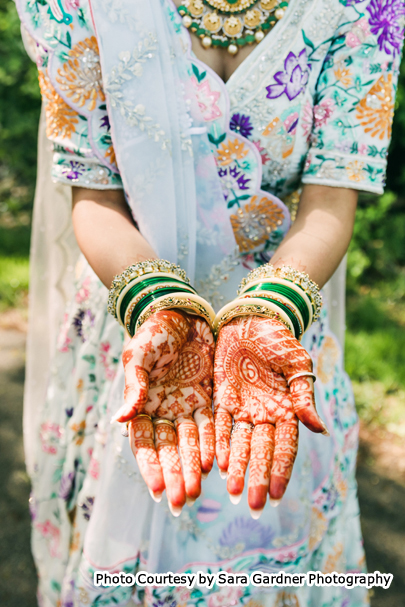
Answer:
[[100, 114, 111, 130], [80, 496, 94, 521], [266, 49, 311, 101], [230, 113, 253, 138], [367, 0, 405, 56], [218, 166, 250, 201], [59, 471, 75, 502], [62, 161, 86, 181], [219, 516, 275, 550], [73, 308, 95, 342], [152, 596, 176, 607]]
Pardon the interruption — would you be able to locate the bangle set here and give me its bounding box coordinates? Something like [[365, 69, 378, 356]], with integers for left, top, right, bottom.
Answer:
[[107, 259, 215, 337], [108, 260, 322, 340], [213, 264, 322, 339]]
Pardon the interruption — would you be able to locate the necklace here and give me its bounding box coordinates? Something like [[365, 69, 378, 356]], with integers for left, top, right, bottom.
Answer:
[[177, 0, 289, 55]]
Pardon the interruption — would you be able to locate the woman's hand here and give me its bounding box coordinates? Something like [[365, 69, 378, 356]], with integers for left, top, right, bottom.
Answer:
[[113, 310, 215, 515], [214, 315, 328, 516]]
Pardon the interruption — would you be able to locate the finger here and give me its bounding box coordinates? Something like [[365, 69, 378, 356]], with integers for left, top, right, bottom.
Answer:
[[290, 377, 329, 435], [176, 416, 201, 502], [227, 426, 252, 503], [128, 417, 165, 501], [112, 346, 150, 422], [269, 420, 298, 504], [194, 406, 215, 476], [154, 422, 186, 516], [214, 410, 233, 476], [248, 423, 275, 517]]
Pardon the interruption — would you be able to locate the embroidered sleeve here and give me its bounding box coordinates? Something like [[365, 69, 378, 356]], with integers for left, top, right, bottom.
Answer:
[[302, 0, 404, 194], [29, 14, 122, 190]]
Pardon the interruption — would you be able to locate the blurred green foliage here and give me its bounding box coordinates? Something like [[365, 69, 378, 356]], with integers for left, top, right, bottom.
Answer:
[[0, 1, 404, 428]]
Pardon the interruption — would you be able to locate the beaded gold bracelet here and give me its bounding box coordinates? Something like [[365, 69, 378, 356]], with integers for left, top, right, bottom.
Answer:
[[107, 259, 190, 320], [237, 264, 322, 321]]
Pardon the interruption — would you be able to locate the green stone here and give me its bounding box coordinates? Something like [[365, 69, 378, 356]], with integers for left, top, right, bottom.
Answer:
[[245, 34, 255, 43]]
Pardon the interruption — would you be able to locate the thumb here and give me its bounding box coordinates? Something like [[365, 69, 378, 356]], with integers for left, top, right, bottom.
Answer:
[[289, 376, 329, 436], [111, 346, 150, 423]]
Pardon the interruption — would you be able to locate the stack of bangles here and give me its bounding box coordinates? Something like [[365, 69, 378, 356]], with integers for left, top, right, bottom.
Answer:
[[107, 259, 216, 337], [213, 264, 323, 339]]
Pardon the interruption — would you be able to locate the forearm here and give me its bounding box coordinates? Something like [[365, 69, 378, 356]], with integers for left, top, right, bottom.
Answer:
[[72, 187, 157, 288], [272, 184, 358, 288]]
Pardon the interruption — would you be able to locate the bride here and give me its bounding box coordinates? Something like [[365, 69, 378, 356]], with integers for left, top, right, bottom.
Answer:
[[16, 0, 403, 605]]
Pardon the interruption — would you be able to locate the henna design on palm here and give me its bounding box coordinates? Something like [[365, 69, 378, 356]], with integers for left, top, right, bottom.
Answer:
[[114, 310, 215, 515], [214, 316, 328, 517]]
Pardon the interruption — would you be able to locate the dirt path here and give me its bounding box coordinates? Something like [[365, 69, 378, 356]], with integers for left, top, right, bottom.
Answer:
[[0, 328, 404, 606]]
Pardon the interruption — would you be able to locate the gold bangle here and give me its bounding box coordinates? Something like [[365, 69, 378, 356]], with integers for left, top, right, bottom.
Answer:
[[237, 264, 322, 321], [108, 259, 190, 319], [239, 291, 304, 336], [214, 303, 293, 336], [135, 293, 216, 333], [123, 282, 196, 333]]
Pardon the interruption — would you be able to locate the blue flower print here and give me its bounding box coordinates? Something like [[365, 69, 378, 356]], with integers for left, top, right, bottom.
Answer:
[[266, 49, 311, 100], [230, 113, 254, 138], [219, 516, 275, 551]]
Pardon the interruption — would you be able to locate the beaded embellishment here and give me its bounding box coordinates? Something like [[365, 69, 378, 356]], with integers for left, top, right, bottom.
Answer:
[[177, 0, 289, 55]]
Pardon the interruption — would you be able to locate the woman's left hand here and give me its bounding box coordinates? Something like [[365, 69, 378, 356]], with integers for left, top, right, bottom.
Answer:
[[214, 315, 328, 516], [112, 310, 215, 514]]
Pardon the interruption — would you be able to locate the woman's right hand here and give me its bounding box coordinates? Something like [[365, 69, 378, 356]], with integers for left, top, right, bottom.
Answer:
[[113, 310, 215, 515]]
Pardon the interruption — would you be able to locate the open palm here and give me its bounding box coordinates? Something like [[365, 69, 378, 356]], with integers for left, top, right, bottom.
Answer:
[[113, 310, 215, 515], [214, 315, 327, 516]]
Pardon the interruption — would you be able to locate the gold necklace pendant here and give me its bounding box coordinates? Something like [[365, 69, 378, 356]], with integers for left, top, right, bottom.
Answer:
[[178, 0, 288, 54]]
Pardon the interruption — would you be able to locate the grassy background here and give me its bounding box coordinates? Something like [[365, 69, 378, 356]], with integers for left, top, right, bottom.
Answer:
[[0, 1, 404, 436]]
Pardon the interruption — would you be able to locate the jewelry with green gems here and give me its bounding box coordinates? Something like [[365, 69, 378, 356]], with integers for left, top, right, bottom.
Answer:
[[177, 0, 289, 55]]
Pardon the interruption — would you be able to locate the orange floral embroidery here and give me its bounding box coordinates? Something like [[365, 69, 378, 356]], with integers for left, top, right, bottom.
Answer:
[[104, 144, 116, 166], [230, 195, 285, 252], [38, 70, 79, 139], [323, 542, 344, 574], [356, 73, 394, 140], [308, 507, 328, 550], [217, 138, 249, 166], [316, 335, 340, 384], [346, 160, 365, 182], [56, 37, 105, 112], [69, 530, 80, 553], [275, 592, 300, 607], [71, 420, 86, 445], [334, 67, 352, 87]]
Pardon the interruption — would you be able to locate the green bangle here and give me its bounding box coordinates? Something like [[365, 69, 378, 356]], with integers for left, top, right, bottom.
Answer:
[[251, 295, 302, 338], [244, 282, 310, 330], [119, 277, 196, 327], [129, 287, 193, 336]]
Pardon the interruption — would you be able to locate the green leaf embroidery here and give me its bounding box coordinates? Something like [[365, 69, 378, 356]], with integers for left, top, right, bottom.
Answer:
[[192, 63, 206, 83], [208, 132, 226, 146], [302, 29, 315, 51]]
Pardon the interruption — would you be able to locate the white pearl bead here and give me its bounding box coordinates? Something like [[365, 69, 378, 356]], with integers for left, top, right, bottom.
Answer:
[[275, 8, 285, 19], [255, 30, 265, 42], [228, 43, 238, 55], [202, 35, 212, 48], [182, 15, 192, 28]]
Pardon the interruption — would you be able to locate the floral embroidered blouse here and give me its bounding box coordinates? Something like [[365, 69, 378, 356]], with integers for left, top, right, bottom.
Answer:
[[24, 0, 404, 197]]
